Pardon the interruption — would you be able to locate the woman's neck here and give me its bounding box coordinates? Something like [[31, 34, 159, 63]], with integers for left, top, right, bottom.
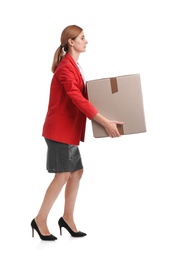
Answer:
[[68, 50, 80, 62]]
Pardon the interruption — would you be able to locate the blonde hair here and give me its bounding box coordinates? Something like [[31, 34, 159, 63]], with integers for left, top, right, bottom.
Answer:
[[51, 25, 83, 73]]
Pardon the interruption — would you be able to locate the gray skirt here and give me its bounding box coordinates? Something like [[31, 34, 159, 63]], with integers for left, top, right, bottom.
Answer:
[[45, 138, 83, 173]]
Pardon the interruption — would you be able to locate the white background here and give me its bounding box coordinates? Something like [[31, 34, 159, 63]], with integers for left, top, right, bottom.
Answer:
[[0, 0, 173, 259]]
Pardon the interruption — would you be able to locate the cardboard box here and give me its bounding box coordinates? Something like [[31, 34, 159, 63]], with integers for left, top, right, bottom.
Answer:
[[87, 74, 146, 137]]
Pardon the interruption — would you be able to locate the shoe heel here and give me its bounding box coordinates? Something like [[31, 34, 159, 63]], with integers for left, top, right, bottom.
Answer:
[[32, 228, 34, 237], [59, 227, 62, 236]]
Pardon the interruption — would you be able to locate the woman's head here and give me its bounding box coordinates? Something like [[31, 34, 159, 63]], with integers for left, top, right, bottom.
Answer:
[[51, 25, 83, 73], [60, 25, 83, 52]]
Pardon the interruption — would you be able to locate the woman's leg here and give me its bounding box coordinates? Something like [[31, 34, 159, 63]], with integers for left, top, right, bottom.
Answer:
[[35, 172, 71, 235], [63, 168, 83, 232]]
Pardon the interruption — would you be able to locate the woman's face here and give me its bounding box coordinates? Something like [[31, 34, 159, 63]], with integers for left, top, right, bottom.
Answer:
[[72, 30, 88, 53]]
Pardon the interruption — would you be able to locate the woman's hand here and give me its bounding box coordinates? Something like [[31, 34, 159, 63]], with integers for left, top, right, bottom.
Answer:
[[104, 120, 124, 138], [92, 113, 124, 138]]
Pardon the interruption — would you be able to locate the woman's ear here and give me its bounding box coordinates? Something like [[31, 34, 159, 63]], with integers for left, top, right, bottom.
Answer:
[[68, 38, 74, 47]]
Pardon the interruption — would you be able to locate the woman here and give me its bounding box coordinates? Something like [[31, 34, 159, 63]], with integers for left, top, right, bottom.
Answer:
[[31, 25, 124, 241]]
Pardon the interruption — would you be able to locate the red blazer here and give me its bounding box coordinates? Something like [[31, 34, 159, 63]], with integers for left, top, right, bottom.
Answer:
[[42, 53, 98, 145]]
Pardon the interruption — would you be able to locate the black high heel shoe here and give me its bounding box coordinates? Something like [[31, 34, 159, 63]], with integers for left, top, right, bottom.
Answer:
[[31, 219, 57, 241], [58, 217, 87, 237]]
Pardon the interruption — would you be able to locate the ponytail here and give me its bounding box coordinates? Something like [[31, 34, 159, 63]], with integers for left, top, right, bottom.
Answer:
[[51, 45, 65, 73]]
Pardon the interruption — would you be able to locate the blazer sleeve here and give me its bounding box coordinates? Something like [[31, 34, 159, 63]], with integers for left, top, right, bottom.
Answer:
[[57, 65, 98, 120]]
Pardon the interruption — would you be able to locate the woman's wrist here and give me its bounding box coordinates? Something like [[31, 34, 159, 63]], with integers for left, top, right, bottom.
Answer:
[[92, 113, 109, 127]]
